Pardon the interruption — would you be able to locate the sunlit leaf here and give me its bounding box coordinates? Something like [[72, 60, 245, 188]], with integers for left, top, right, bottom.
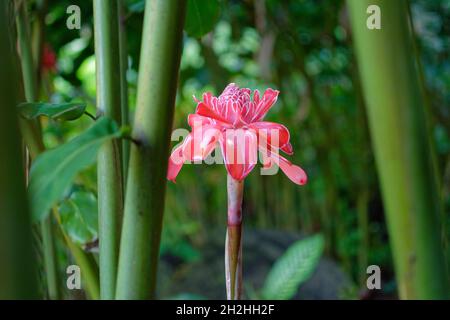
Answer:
[[18, 102, 87, 121], [261, 234, 325, 300], [185, 0, 221, 38], [29, 117, 122, 222], [59, 190, 98, 246]]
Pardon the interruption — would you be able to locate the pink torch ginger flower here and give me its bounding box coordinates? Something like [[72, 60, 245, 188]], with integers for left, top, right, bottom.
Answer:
[[167, 83, 307, 185]]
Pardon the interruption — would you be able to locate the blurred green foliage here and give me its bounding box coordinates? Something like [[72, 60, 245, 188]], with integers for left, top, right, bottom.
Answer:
[[59, 189, 98, 246]]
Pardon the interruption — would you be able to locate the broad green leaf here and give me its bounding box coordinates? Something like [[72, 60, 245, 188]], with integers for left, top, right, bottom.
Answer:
[[29, 117, 122, 222], [185, 0, 221, 38], [261, 234, 325, 300], [18, 102, 87, 121], [59, 190, 98, 246]]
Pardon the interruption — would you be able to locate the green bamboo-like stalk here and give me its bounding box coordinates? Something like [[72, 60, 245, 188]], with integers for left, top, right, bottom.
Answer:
[[16, 0, 60, 300], [16, 1, 38, 102], [119, 0, 130, 184], [31, 0, 48, 88], [347, 0, 449, 299], [40, 215, 59, 299], [15, 0, 44, 158], [93, 0, 124, 300], [0, 0, 38, 299], [64, 234, 100, 300], [116, 0, 186, 299]]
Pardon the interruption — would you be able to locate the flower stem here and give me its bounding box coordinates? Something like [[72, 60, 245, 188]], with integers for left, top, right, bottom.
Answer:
[[225, 175, 244, 300]]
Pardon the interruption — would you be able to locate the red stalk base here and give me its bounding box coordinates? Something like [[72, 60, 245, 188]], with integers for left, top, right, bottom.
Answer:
[[225, 175, 244, 300]]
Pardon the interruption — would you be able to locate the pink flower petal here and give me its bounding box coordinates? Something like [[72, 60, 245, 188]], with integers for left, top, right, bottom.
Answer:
[[265, 151, 307, 185], [196, 102, 232, 125], [281, 142, 293, 155], [249, 121, 292, 153], [220, 129, 258, 181], [168, 83, 307, 185], [251, 88, 280, 122], [184, 125, 221, 161], [167, 126, 221, 182], [253, 89, 260, 105], [188, 114, 213, 127], [167, 134, 192, 182]]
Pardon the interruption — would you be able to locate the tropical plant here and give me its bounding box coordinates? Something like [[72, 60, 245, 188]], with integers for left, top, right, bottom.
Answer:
[[1, 0, 449, 302], [168, 83, 307, 299]]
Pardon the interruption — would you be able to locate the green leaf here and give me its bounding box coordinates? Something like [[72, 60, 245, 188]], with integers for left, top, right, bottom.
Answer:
[[59, 190, 98, 246], [261, 234, 325, 300], [185, 0, 221, 38], [29, 117, 122, 222], [128, 0, 145, 13], [18, 102, 87, 121]]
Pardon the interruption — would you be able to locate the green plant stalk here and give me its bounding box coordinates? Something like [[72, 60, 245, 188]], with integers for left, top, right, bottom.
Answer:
[[118, 0, 130, 184], [225, 175, 244, 300], [40, 215, 59, 299], [0, 0, 38, 299], [63, 232, 100, 300], [347, 0, 450, 299], [16, 0, 38, 103], [93, 0, 124, 300], [16, 0, 60, 300], [116, 0, 186, 299], [69, 244, 100, 300], [31, 0, 48, 89]]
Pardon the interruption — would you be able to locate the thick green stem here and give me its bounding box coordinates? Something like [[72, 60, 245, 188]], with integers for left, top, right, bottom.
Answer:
[[52, 208, 100, 300], [119, 0, 130, 184], [116, 0, 186, 299], [347, 0, 449, 299], [16, 1, 38, 102], [93, 0, 124, 300], [31, 0, 48, 89], [65, 237, 100, 300], [225, 175, 244, 300], [0, 0, 38, 299], [16, 0, 60, 300], [40, 216, 60, 299]]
